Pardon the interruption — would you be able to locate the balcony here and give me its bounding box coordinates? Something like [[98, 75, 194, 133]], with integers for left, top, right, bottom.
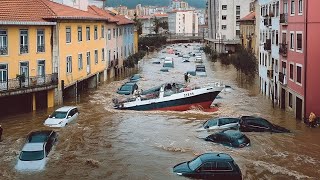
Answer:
[[0, 46, 8, 55], [108, 60, 114, 69], [279, 43, 288, 57], [37, 45, 45, 53], [20, 45, 28, 54], [279, 72, 287, 85], [264, 39, 271, 51], [0, 73, 58, 97], [280, 13, 288, 25], [267, 69, 274, 79], [263, 17, 272, 27]]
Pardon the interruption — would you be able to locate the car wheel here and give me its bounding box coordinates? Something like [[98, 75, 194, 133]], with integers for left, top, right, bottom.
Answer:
[[65, 123, 68, 126]]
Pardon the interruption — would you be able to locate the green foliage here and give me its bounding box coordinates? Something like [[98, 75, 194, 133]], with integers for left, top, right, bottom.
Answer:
[[133, 13, 143, 35], [159, 21, 168, 30], [153, 17, 160, 34], [124, 51, 147, 68], [138, 35, 167, 51], [204, 44, 218, 62]]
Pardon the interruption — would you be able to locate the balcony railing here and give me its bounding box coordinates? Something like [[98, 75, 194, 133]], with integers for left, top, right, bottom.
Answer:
[[279, 43, 288, 57], [37, 45, 45, 53], [279, 72, 287, 85], [20, 45, 28, 54], [280, 13, 288, 25], [264, 39, 271, 51], [0, 73, 58, 92], [263, 17, 272, 27], [0, 46, 8, 55], [267, 69, 274, 79]]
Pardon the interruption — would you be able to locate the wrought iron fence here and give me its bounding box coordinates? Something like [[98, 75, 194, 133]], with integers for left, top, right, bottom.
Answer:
[[20, 45, 28, 54], [280, 13, 288, 24], [0, 46, 8, 55], [0, 73, 58, 92], [37, 45, 45, 52]]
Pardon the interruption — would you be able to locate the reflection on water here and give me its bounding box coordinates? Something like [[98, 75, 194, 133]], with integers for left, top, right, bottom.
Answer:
[[0, 43, 319, 180]]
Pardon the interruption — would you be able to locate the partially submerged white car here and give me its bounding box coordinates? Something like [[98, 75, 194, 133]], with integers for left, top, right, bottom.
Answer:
[[196, 117, 240, 133], [15, 131, 57, 172], [44, 106, 79, 127]]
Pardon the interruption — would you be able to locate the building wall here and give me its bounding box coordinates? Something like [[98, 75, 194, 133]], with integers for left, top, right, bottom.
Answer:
[[57, 21, 106, 88], [106, 22, 117, 78], [240, 22, 256, 50], [306, 0, 320, 116], [168, 11, 197, 34], [134, 30, 139, 53], [0, 25, 53, 79]]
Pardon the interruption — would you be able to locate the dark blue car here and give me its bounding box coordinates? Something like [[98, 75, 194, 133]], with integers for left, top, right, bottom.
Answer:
[[205, 130, 250, 148], [117, 82, 138, 95], [129, 74, 142, 82], [173, 153, 242, 179]]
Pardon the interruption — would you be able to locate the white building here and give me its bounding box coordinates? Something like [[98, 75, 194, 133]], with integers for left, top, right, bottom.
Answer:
[[171, 0, 189, 10], [138, 14, 169, 35], [206, 0, 252, 53], [51, 0, 105, 10], [168, 10, 198, 35], [258, 0, 280, 103]]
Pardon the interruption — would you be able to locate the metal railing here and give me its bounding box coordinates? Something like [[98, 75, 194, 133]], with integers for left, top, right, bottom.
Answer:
[[280, 13, 288, 24], [264, 39, 271, 51], [0, 73, 58, 92], [37, 45, 45, 53], [0, 46, 8, 55], [279, 43, 288, 57], [20, 45, 28, 54]]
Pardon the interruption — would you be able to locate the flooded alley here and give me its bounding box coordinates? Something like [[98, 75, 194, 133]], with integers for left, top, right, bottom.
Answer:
[[0, 43, 319, 180]]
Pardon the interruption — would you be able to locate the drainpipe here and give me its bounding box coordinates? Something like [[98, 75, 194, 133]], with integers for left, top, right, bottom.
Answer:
[[303, 0, 308, 118]]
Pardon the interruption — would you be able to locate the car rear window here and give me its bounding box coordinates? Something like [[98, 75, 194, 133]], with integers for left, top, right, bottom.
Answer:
[[216, 162, 233, 171]]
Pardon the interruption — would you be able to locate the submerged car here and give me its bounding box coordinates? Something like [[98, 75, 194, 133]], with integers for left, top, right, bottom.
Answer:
[[117, 82, 138, 95], [44, 106, 79, 127], [173, 153, 242, 179], [15, 130, 57, 172], [129, 74, 142, 82], [239, 116, 290, 133], [195, 65, 207, 77], [205, 130, 250, 148], [196, 117, 240, 132]]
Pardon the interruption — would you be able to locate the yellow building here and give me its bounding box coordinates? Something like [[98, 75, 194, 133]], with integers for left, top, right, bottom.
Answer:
[[0, 0, 58, 116], [238, 12, 256, 52], [134, 30, 139, 53]]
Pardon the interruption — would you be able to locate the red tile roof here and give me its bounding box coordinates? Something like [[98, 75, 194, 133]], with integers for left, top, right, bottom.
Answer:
[[88, 5, 119, 23], [238, 12, 256, 22], [114, 14, 134, 25], [0, 0, 107, 23]]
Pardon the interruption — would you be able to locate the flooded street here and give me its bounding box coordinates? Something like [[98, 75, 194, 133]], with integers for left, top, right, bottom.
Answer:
[[1, 43, 320, 180]]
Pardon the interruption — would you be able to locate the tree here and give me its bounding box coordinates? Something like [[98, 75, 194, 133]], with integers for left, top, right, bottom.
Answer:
[[153, 17, 161, 34], [159, 21, 168, 30], [133, 13, 143, 35]]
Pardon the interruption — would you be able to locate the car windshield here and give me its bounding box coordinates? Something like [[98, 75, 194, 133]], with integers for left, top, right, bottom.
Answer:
[[50, 111, 67, 119], [203, 119, 218, 127], [196, 67, 205, 72], [19, 151, 44, 161], [120, 85, 132, 91], [237, 135, 247, 144], [188, 157, 203, 171], [131, 75, 140, 79]]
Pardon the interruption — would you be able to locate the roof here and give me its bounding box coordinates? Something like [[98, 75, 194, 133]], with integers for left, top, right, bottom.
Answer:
[[22, 143, 44, 151], [198, 153, 233, 162], [0, 0, 107, 24], [237, 12, 255, 22], [56, 106, 77, 112], [114, 14, 134, 25], [88, 5, 119, 23]]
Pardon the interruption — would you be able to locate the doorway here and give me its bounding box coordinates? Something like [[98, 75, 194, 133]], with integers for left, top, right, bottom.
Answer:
[[281, 88, 286, 109], [296, 97, 302, 120]]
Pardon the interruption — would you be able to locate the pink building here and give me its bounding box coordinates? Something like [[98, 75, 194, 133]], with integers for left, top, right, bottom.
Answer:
[[279, 0, 305, 119], [306, 0, 320, 117]]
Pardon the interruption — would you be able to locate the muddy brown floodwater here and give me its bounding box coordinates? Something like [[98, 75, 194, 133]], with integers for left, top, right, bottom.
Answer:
[[1, 43, 320, 180]]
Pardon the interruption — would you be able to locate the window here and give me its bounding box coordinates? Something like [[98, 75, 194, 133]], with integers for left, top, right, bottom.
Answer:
[[37, 29, 45, 52], [0, 64, 8, 82], [94, 25, 98, 40], [66, 27, 71, 43], [113, 28, 116, 38], [0, 30, 8, 55], [298, 0, 303, 14], [66, 56, 72, 73], [119, 27, 122, 36], [20, 29, 28, 54], [94, 50, 98, 64], [289, 92, 293, 108], [86, 26, 90, 41], [222, 15, 227, 20], [222, 25, 227, 30], [297, 33, 302, 51], [108, 29, 111, 40], [236, 6, 240, 15], [291, 0, 295, 15], [276, 30, 279, 45], [78, 26, 82, 42], [200, 163, 213, 171], [108, 50, 111, 62], [290, 33, 294, 49], [78, 53, 83, 70], [102, 48, 105, 61], [101, 25, 105, 38], [222, 5, 227, 10], [296, 65, 302, 84], [216, 162, 232, 171], [289, 63, 294, 80], [236, 30, 240, 36], [38, 60, 45, 76]]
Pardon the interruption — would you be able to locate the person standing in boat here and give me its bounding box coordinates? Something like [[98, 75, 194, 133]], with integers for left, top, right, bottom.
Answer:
[[187, 73, 191, 83], [184, 73, 189, 83]]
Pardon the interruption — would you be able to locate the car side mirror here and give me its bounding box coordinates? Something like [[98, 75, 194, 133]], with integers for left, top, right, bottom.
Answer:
[[205, 125, 209, 129], [67, 116, 72, 119]]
